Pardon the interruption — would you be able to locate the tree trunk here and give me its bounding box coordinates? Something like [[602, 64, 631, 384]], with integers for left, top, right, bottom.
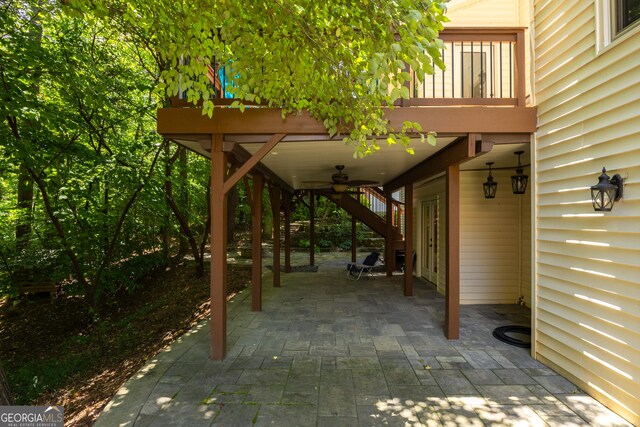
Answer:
[[165, 194, 202, 274], [15, 5, 42, 252], [0, 359, 14, 405], [103, 181, 109, 257], [15, 163, 33, 251], [163, 144, 203, 275], [161, 141, 171, 262], [178, 148, 189, 255], [199, 176, 212, 276]]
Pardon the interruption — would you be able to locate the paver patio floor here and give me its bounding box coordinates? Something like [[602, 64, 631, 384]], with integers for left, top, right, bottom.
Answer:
[[96, 254, 631, 426]]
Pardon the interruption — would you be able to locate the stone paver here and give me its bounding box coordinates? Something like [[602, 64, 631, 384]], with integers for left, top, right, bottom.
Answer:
[[96, 251, 631, 427]]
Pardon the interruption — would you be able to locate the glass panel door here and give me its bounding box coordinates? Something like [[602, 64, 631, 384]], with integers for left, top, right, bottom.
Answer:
[[421, 199, 439, 283]]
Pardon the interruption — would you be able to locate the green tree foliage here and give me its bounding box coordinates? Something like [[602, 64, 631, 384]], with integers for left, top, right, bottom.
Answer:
[[1, 1, 449, 308], [66, 0, 448, 156], [0, 2, 168, 307]]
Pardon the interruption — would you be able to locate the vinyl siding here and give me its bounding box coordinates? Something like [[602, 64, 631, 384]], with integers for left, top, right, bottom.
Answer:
[[460, 170, 531, 305], [414, 171, 531, 304], [446, 0, 518, 27], [533, 0, 640, 423]]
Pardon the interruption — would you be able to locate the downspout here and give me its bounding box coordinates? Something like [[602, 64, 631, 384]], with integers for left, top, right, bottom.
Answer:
[[517, 195, 524, 306]]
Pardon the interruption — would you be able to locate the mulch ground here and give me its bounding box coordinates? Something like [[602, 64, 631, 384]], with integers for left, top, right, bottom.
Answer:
[[0, 261, 250, 427]]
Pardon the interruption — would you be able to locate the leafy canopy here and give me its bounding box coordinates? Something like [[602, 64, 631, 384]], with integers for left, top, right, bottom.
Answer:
[[66, 0, 448, 156]]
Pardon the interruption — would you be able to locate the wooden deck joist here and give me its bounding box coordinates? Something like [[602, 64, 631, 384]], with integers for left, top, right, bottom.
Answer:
[[384, 134, 493, 192], [157, 106, 536, 136]]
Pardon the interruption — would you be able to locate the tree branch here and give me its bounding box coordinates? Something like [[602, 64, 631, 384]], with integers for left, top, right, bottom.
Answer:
[[26, 166, 92, 300], [94, 143, 164, 291]]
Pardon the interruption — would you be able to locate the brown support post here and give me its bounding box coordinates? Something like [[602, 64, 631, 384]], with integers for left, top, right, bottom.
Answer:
[[251, 174, 264, 311], [351, 216, 357, 263], [210, 134, 228, 360], [309, 190, 315, 266], [404, 184, 414, 296], [271, 186, 281, 287], [446, 164, 460, 339], [515, 29, 526, 107], [385, 192, 394, 276], [284, 192, 291, 273]]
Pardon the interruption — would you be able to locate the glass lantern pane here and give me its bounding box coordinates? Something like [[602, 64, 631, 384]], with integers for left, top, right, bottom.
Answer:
[[591, 187, 616, 211], [512, 176, 527, 194], [484, 182, 497, 198]]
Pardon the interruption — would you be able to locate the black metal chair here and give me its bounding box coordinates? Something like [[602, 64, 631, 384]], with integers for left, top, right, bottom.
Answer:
[[346, 251, 380, 280]]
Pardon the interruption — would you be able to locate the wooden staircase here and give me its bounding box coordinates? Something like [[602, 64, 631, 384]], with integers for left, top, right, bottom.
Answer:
[[319, 189, 405, 250]]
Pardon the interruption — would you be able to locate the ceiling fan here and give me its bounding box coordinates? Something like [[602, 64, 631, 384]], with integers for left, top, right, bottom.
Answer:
[[302, 165, 380, 194]]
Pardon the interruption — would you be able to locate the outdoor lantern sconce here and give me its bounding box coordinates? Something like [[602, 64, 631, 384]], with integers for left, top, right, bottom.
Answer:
[[591, 167, 623, 212], [511, 150, 528, 194], [483, 162, 497, 199]]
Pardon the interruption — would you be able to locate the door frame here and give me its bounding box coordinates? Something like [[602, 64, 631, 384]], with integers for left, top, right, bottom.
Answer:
[[420, 197, 439, 284]]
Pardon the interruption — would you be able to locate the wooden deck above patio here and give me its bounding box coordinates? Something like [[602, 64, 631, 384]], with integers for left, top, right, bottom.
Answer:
[[158, 27, 536, 146], [154, 27, 538, 361]]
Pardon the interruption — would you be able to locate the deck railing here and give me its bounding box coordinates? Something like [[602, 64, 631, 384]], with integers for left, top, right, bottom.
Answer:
[[357, 187, 405, 237], [173, 27, 526, 108], [405, 28, 526, 107]]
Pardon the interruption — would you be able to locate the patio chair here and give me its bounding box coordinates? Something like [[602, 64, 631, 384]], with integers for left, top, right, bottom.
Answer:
[[346, 251, 380, 280]]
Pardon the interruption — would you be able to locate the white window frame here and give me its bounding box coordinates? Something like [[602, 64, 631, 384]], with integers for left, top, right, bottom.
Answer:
[[596, 0, 640, 54]]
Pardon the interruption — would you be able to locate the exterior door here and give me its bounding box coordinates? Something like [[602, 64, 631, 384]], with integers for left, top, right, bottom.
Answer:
[[421, 199, 439, 283]]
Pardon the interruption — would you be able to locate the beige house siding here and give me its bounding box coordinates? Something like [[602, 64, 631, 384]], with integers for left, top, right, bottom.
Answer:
[[460, 169, 531, 305], [414, 170, 531, 304], [533, 0, 640, 423], [446, 0, 519, 27]]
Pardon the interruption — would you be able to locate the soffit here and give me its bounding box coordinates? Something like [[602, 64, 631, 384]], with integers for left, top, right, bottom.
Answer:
[[241, 137, 457, 189]]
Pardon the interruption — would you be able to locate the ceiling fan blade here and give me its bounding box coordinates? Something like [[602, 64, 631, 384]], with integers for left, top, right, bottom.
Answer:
[[347, 180, 380, 187]]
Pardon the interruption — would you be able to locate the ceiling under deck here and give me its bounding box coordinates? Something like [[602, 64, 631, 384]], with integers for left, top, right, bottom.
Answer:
[[241, 137, 457, 190], [173, 135, 531, 191]]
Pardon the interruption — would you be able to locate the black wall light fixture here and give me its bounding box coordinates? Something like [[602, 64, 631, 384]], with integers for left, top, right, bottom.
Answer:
[[591, 167, 623, 212], [483, 162, 497, 199], [511, 150, 528, 194]]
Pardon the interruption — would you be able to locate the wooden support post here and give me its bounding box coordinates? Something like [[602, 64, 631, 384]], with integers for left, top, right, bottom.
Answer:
[[309, 190, 315, 266], [284, 192, 291, 273], [385, 191, 394, 276], [251, 174, 264, 312], [271, 186, 281, 287], [210, 134, 228, 360], [404, 184, 414, 296], [446, 164, 460, 339], [351, 216, 357, 263], [515, 29, 526, 107]]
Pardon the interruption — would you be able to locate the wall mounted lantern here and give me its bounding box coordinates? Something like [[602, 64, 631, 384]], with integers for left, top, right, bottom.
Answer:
[[483, 162, 497, 199], [511, 150, 528, 194], [591, 167, 623, 212]]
